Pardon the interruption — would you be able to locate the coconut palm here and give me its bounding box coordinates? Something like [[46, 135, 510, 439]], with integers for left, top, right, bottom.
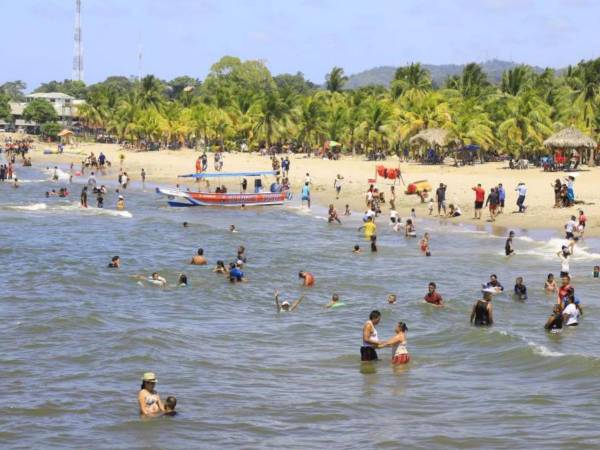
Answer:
[[501, 65, 534, 96], [137, 75, 165, 111], [391, 63, 432, 100], [325, 67, 348, 93], [359, 98, 393, 151], [252, 89, 289, 146]]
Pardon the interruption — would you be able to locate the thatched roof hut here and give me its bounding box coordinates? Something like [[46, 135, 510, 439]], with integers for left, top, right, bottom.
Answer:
[[409, 128, 456, 148], [544, 127, 598, 166], [543, 127, 597, 148]]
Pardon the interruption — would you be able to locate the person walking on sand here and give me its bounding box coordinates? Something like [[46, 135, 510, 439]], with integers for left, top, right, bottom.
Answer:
[[515, 182, 527, 213], [435, 183, 447, 216], [472, 184, 485, 219], [485, 187, 499, 221], [333, 174, 344, 199], [497, 183, 506, 214]]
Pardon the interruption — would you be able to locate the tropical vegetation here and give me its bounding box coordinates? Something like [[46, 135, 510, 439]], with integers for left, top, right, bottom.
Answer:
[[3, 56, 600, 158]]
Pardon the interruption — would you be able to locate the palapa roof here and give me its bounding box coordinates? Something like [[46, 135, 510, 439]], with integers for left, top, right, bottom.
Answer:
[[543, 127, 597, 149], [58, 129, 74, 137], [409, 128, 457, 147]]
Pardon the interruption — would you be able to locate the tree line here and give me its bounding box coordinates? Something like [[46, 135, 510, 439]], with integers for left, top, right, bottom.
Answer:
[[0, 55, 599, 157]]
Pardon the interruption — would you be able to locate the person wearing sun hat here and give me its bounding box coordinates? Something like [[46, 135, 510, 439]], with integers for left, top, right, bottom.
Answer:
[[138, 372, 164, 416], [470, 288, 495, 326]]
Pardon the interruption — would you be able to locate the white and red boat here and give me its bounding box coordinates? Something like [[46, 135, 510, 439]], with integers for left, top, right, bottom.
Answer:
[[156, 171, 291, 207]]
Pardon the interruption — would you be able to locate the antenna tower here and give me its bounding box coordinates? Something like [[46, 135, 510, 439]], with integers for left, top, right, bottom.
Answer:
[[72, 0, 84, 81]]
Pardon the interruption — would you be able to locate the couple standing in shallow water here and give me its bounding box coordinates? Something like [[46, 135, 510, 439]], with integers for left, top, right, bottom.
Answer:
[[361, 311, 410, 364]]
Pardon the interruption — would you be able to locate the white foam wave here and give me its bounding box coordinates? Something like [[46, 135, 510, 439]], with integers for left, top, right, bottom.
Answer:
[[7, 203, 48, 211], [44, 168, 70, 181], [528, 341, 564, 357]]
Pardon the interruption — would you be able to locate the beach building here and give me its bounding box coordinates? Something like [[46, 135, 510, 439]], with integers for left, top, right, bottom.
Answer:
[[0, 92, 85, 133]]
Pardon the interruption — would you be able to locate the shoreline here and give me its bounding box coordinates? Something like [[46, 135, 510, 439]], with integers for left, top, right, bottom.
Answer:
[[27, 139, 600, 237]]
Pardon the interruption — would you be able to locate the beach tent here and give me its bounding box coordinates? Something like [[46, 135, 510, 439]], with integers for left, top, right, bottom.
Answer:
[[58, 129, 74, 144], [409, 128, 459, 163], [543, 127, 598, 166]]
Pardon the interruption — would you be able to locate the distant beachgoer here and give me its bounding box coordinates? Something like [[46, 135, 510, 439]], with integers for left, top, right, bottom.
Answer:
[[108, 256, 120, 268], [328, 204, 341, 224], [514, 277, 527, 300], [594, 266, 600, 278], [237, 246, 247, 263], [274, 290, 303, 312], [472, 184, 485, 219], [544, 273, 557, 293], [213, 260, 227, 274], [387, 294, 397, 304], [13, 178, 18, 188], [405, 219, 416, 237], [515, 182, 527, 213], [424, 282, 443, 306], [447, 203, 462, 217], [562, 295, 580, 326], [411, 208, 416, 220], [80, 186, 88, 208], [230, 225, 238, 233], [485, 187, 499, 221], [116, 195, 125, 210], [301, 182, 311, 208], [358, 216, 377, 240], [370, 235, 377, 252], [138, 372, 164, 416], [361, 310, 381, 361], [325, 293, 345, 309], [344, 204, 351, 216], [428, 198, 434, 216], [378, 322, 410, 365], [182, 222, 189, 228], [163, 396, 177, 416], [435, 183, 447, 216], [241, 178, 248, 193], [578, 209, 587, 235], [497, 183, 506, 214], [177, 274, 188, 287], [483, 274, 504, 293], [505, 231, 515, 256], [557, 275, 572, 306], [334, 174, 344, 199], [229, 262, 245, 282], [557, 245, 572, 277], [353, 245, 361, 254], [304, 173, 311, 185], [299, 271, 315, 286], [121, 172, 129, 189], [544, 304, 564, 332], [190, 248, 207, 265], [565, 215, 577, 240], [470, 289, 494, 326], [420, 232, 431, 256], [141, 168, 146, 188]]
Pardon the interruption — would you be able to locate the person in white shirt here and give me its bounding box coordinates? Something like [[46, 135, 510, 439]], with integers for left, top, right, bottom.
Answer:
[[515, 182, 527, 212], [87, 172, 97, 188], [562, 296, 580, 326], [333, 175, 344, 199], [557, 242, 575, 277], [564, 215, 578, 239]]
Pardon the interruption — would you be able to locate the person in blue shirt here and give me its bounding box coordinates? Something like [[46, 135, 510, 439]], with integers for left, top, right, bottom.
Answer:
[[301, 182, 311, 208], [497, 183, 506, 214], [229, 262, 246, 283]]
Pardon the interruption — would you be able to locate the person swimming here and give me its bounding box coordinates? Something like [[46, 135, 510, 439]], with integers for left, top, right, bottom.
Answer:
[[353, 245, 361, 254], [108, 256, 120, 268], [275, 290, 304, 312], [229, 262, 245, 282], [230, 225, 238, 233], [177, 274, 188, 287], [387, 294, 397, 304], [470, 289, 494, 326], [325, 293, 345, 309], [483, 274, 504, 293]]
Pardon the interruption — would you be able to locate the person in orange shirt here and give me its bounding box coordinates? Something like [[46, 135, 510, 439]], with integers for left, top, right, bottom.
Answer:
[[299, 271, 314, 286]]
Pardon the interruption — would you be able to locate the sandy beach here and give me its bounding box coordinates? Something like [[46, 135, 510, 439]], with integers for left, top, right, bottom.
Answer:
[[29, 138, 600, 236]]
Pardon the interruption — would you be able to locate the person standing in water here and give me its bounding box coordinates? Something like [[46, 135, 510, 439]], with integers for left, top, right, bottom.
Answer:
[[505, 231, 515, 256], [301, 182, 311, 209], [544, 304, 564, 332], [274, 290, 304, 312], [424, 282, 443, 306], [470, 290, 494, 326], [420, 233, 431, 256], [361, 310, 381, 361], [299, 271, 315, 286], [80, 186, 88, 208], [358, 216, 377, 240], [545, 273, 557, 293], [141, 168, 146, 189], [138, 372, 165, 416], [190, 248, 207, 265], [378, 322, 410, 365]]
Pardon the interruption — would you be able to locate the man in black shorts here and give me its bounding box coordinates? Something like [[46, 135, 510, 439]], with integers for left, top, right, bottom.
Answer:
[[435, 183, 447, 216]]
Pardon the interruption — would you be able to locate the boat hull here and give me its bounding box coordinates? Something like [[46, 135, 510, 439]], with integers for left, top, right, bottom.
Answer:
[[156, 188, 291, 207]]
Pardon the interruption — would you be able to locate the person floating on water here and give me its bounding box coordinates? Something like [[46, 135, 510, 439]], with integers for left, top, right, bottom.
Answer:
[[190, 248, 207, 265], [299, 271, 314, 286], [483, 274, 504, 293], [514, 277, 527, 300], [108, 256, 120, 268], [424, 282, 443, 306], [361, 310, 381, 361], [470, 289, 494, 326], [377, 321, 410, 365], [274, 290, 303, 312], [324, 293, 345, 308], [138, 372, 164, 416], [505, 231, 515, 256]]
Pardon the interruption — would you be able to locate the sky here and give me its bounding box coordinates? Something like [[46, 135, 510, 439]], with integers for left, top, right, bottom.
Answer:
[[3, 0, 599, 91]]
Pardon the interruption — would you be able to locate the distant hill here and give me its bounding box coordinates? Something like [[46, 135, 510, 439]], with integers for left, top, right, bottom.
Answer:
[[344, 59, 551, 89]]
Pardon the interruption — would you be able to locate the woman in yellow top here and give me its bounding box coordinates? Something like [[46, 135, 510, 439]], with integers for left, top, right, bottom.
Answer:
[[358, 216, 377, 239], [116, 195, 125, 210]]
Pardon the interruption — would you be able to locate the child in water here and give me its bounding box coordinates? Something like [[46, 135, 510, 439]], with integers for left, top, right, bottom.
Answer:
[[544, 273, 557, 292], [428, 198, 434, 215], [420, 232, 431, 256], [370, 235, 378, 252], [163, 396, 177, 416], [514, 277, 527, 300]]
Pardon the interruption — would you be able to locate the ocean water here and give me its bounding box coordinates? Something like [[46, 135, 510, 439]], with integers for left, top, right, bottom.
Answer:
[[1, 164, 600, 449]]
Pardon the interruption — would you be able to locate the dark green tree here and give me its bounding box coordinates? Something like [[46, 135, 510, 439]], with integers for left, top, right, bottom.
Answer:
[[23, 99, 59, 123]]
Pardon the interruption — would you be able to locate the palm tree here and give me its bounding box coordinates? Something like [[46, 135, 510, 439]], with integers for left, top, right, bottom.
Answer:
[[458, 63, 490, 98], [137, 75, 165, 110], [295, 94, 326, 147], [326, 67, 348, 93], [501, 65, 534, 96], [253, 89, 289, 146], [391, 63, 432, 100], [360, 98, 393, 152]]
